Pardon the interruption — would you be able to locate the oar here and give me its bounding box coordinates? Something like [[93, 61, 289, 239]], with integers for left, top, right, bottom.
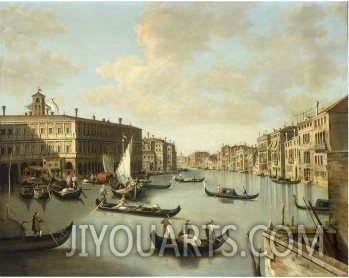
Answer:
[[91, 197, 105, 214], [42, 222, 59, 246], [81, 186, 87, 199]]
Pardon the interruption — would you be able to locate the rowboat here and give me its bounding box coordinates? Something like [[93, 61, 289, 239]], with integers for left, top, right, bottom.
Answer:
[[150, 228, 229, 255], [204, 184, 259, 200], [95, 198, 181, 217]]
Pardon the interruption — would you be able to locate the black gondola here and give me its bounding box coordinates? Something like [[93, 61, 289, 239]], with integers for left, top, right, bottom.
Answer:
[[0, 219, 73, 252], [204, 184, 259, 200], [19, 182, 34, 200], [143, 183, 172, 189], [175, 177, 205, 183], [270, 177, 301, 185], [50, 182, 82, 199], [150, 229, 229, 255], [95, 198, 181, 217], [293, 195, 329, 211]]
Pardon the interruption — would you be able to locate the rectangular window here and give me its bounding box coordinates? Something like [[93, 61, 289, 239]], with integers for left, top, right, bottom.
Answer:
[[40, 128, 45, 134], [49, 128, 53, 134], [1, 129, 5, 135]]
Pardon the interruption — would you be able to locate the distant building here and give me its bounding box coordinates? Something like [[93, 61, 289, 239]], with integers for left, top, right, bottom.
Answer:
[[142, 134, 177, 173]]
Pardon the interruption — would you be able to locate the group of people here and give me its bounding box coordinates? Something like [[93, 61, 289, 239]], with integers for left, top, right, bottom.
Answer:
[[66, 174, 78, 189], [161, 215, 216, 246]]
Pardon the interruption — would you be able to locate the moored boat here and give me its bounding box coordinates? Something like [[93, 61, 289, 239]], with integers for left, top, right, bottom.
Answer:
[[150, 228, 229, 255], [95, 198, 181, 217], [19, 182, 34, 199], [293, 195, 329, 211], [204, 183, 259, 200]]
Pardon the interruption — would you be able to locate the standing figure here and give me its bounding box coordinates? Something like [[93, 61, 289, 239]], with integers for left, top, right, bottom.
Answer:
[[243, 186, 248, 196], [205, 219, 215, 242], [161, 214, 172, 238], [72, 174, 78, 189], [216, 184, 222, 195], [32, 212, 43, 237], [66, 175, 72, 188], [100, 184, 108, 204]]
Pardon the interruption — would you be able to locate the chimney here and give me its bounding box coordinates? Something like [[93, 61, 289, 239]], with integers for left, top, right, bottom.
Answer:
[[2, 105, 5, 116], [46, 107, 49, 115], [315, 101, 319, 115], [74, 108, 78, 117], [119, 118, 122, 124], [92, 115, 95, 120]]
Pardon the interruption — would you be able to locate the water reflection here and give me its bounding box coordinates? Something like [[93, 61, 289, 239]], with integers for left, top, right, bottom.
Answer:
[[0, 169, 329, 276]]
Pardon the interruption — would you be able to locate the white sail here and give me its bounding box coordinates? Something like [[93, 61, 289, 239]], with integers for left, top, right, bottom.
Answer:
[[115, 136, 133, 185], [102, 154, 115, 176]]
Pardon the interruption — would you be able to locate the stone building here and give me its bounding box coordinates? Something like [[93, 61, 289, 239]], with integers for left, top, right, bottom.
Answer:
[[142, 135, 177, 173], [256, 133, 271, 175], [0, 90, 142, 187]]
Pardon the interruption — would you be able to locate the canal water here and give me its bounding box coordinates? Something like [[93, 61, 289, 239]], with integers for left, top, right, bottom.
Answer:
[[0, 169, 328, 276]]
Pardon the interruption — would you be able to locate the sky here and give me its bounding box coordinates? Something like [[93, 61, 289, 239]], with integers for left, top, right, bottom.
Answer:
[[0, 1, 347, 156]]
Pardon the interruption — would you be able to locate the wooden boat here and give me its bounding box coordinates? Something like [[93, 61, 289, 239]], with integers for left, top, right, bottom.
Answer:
[[175, 177, 205, 183], [0, 219, 73, 252], [95, 198, 181, 217], [150, 228, 229, 255], [293, 195, 329, 211], [270, 176, 301, 185], [19, 182, 34, 199], [111, 183, 144, 200], [50, 181, 82, 199], [143, 183, 172, 189], [204, 184, 259, 200], [33, 185, 50, 199]]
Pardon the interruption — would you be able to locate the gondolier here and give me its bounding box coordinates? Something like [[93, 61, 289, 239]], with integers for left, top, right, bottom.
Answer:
[[32, 212, 43, 237]]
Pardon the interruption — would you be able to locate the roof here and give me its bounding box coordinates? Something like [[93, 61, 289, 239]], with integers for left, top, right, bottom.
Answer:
[[324, 95, 348, 113], [31, 88, 45, 98]]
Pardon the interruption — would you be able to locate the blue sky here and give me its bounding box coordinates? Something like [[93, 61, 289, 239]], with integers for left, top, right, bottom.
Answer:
[[0, 2, 347, 155]]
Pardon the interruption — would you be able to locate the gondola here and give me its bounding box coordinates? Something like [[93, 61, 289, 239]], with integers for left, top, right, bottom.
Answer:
[[142, 183, 172, 189], [19, 182, 34, 199], [50, 182, 82, 199], [150, 228, 229, 255], [175, 177, 205, 183], [95, 198, 181, 217], [0, 219, 73, 252], [204, 184, 259, 200], [293, 195, 329, 211], [270, 177, 301, 185], [34, 186, 50, 199]]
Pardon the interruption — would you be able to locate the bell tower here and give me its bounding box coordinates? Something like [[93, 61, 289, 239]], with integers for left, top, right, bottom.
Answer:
[[31, 87, 46, 115]]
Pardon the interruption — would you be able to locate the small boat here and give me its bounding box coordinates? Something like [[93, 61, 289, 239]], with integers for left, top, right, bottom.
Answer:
[[33, 185, 50, 199], [19, 182, 34, 199], [50, 182, 82, 199], [95, 198, 181, 217], [175, 177, 205, 183], [150, 229, 229, 255], [270, 176, 301, 185], [204, 184, 259, 200], [143, 183, 172, 189], [293, 195, 329, 211], [0, 219, 73, 252]]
